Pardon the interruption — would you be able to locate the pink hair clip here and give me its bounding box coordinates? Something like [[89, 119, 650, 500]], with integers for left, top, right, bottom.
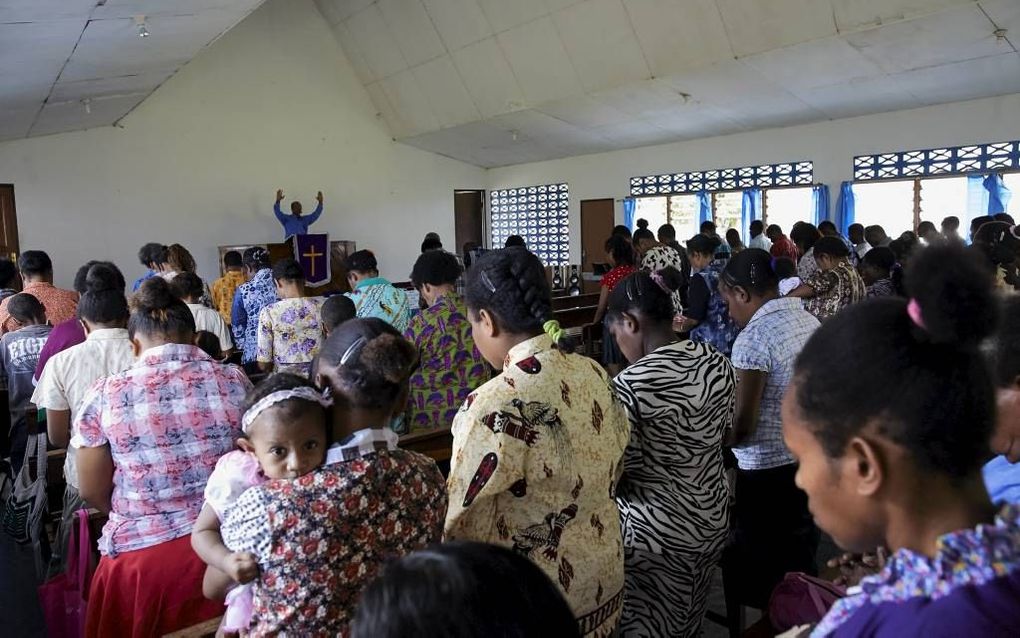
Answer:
[[907, 298, 926, 330]]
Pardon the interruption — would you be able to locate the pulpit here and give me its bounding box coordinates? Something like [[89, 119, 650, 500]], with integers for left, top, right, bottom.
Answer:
[[218, 237, 357, 295]]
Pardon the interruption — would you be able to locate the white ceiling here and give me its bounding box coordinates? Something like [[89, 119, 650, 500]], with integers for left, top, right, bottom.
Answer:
[[316, 0, 1020, 167], [0, 0, 265, 142]]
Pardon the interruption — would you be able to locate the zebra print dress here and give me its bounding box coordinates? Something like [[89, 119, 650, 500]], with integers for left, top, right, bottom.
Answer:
[[612, 341, 736, 638]]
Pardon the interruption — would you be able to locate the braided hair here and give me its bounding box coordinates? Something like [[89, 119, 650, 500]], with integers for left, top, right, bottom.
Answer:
[[464, 248, 574, 353]]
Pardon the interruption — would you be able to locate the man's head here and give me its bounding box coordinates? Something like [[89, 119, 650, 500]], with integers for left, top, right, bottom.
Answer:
[[321, 295, 356, 338], [917, 221, 939, 242], [7, 293, 46, 327], [864, 225, 887, 247], [18, 250, 53, 284], [970, 215, 993, 241], [223, 250, 243, 271], [848, 223, 865, 245], [291, 201, 303, 216], [657, 223, 677, 244], [817, 220, 838, 237], [138, 243, 166, 270], [700, 221, 717, 237], [749, 220, 764, 238], [942, 216, 961, 233], [766, 224, 783, 241]]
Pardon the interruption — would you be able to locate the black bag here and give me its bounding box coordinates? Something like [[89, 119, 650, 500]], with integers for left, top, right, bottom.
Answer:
[[1, 431, 48, 545]]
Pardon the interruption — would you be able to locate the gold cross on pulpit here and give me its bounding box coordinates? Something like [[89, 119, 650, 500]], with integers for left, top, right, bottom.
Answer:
[[303, 245, 323, 278]]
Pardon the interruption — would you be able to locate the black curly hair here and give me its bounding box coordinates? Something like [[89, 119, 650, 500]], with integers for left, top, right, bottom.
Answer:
[[128, 277, 196, 339], [464, 248, 573, 353], [605, 234, 636, 267], [79, 263, 129, 324], [315, 318, 419, 409], [411, 250, 462, 289], [793, 245, 998, 480], [272, 258, 305, 283]]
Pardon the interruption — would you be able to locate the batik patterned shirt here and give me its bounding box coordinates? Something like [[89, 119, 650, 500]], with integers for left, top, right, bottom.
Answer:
[[404, 294, 488, 432], [346, 277, 411, 333], [641, 245, 687, 313], [256, 297, 325, 374], [814, 504, 1020, 637], [0, 282, 78, 334], [71, 344, 250, 556], [232, 268, 277, 364], [688, 259, 740, 357], [445, 335, 630, 637], [222, 428, 447, 637], [212, 270, 246, 324], [803, 261, 866, 321]]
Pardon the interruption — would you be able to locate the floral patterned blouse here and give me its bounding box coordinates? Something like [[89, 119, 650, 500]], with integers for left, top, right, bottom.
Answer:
[[221, 428, 448, 637], [71, 344, 250, 556], [803, 261, 866, 322], [445, 335, 631, 637], [404, 294, 488, 432], [814, 504, 1020, 637], [256, 297, 326, 374]]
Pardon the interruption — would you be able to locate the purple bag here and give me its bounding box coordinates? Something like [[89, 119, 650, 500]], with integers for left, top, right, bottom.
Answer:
[[37, 509, 93, 638], [769, 572, 846, 632]]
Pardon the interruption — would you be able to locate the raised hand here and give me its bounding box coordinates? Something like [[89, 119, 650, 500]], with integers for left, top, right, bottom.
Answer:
[[316, 190, 323, 203], [276, 189, 284, 202]]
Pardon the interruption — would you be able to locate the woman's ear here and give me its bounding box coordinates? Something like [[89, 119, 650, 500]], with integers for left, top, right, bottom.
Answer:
[[620, 311, 640, 335], [846, 435, 885, 497], [130, 336, 143, 358], [477, 308, 498, 339]]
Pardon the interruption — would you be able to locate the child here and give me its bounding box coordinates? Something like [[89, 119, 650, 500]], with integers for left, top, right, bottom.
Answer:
[[788, 236, 866, 321], [212, 250, 245, 324], [320, 294, 356, 339], [172, 272, 234, 356], [773, 256, 801, 296], [0, 293, 51, 472], [191, 373, 332, 634], [786, 245, 1020, 636], [256, 259, 325, 374], [194, 330, 224, 361], [860, 247, 903, 298], [596, 235, 638, 375]]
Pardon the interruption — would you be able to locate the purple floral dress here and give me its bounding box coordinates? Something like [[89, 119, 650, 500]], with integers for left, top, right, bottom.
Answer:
[[256, 297, 325, 374]]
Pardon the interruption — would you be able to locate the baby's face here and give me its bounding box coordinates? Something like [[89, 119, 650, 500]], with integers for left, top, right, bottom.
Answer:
[[247, 409, 328, 480]]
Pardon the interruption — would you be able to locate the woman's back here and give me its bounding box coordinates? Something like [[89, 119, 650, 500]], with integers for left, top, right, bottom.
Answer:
[[224, 446, 447, 636], [445, 334, 630, 635], [73, 343, 249, 556]]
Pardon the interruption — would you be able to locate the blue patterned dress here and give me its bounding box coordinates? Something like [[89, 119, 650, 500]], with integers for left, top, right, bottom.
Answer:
[[231, 268, 277, 364], [689, 260, 739, 357]]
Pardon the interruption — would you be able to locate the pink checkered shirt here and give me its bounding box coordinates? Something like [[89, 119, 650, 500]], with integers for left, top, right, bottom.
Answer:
[[72, 343, 251, 556]]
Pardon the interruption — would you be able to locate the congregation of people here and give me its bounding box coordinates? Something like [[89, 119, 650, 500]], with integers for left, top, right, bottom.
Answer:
[[1, 205, 1020, 638]]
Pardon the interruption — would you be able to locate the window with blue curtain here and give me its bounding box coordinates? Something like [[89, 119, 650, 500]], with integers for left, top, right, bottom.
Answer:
[[697, 191, 712, 226], [740, 188, 761, 244], [984, 173, 1012, 214], [622, 197, 636, 230], [835, 181, 855, 235], [812, 184, 830, 227]]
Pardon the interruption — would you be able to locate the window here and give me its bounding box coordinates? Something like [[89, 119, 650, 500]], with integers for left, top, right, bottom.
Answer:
[[764, 187, 813, 235], [853, 180, 915, 237], [854, 140, 1020, 181], [631, 161, 813, 196], [919, 176, 968, 225], [489, 183, 569, 265], [713, 192, 741, 237], [632, 194, 699, 242], [1005, 172, 1020, 217]]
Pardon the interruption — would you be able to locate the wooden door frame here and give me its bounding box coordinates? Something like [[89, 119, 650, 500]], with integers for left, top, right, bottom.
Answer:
[[580, 197, 615, 272], [0, 184, 20, 259]]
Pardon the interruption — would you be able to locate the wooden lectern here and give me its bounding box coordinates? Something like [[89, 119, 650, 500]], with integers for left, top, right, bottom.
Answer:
[[218, 237, 357, 295]]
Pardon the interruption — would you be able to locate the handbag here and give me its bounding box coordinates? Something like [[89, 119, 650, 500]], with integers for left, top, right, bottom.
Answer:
[[37, 508, 93, 638], [769, 571, 846, 632], [0, 431, 48, 545]]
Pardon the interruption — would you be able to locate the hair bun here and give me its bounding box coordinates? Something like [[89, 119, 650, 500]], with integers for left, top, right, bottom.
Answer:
[[132, 276, 179, 313], [85, 263, 121, 294], [636, 218, 649, 230], [359, 333, 415, 384], [905, 245, 998, 346]]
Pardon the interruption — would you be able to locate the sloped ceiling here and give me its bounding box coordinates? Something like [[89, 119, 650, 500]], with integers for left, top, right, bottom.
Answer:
[[316, 0, 1020, 167], [0, 0, 266, 142]]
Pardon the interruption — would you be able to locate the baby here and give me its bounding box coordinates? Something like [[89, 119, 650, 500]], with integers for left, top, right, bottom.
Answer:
[[192, 373, 332, 633]]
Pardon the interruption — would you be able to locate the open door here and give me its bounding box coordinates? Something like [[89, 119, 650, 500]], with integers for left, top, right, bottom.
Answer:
[[454, 190, 485, 257], [0, 185, 19, 262], [580, 198, 614, 273]]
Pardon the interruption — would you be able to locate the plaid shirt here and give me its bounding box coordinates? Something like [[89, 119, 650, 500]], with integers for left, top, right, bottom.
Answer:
[[730, 297, 819, 470], [72, 343, 251, 556]]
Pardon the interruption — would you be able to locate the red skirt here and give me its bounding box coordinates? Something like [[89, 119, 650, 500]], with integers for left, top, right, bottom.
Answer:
[[85, 535, 222, 638]]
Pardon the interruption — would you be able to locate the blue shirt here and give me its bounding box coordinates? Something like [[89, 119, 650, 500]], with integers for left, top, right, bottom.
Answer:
[[132, 269, 158, 292], [984, 455, 1020, 505], [730, 297, 820, 470], [274, 201, 323, 239]]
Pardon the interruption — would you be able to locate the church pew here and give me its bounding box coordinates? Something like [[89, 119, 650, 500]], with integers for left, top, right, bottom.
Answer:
[[551, 292, 600, 311], [398, 427, 453, 464]]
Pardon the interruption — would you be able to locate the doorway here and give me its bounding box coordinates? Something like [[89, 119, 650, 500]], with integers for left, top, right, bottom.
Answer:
[[0, 185, 19, 262], [580, 198, 614, 273], [454, 190, 485, 258]]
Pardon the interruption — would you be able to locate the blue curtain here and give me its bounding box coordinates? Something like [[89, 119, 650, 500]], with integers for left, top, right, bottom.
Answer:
[[697, 191, 712, 227], [740, 187, 762, 245], [984, 173, 1012, 214], [812, 184, 830, 227], [835, 181, 855, 235], [967, 174, 989, 225], [622, 197, 636, 230]]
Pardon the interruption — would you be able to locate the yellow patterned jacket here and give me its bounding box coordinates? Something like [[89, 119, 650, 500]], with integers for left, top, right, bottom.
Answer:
[[444, 335, 630, 637]]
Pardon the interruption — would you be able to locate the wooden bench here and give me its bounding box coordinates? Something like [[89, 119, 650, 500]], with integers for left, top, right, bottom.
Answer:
[[398, 427, 453, 464]]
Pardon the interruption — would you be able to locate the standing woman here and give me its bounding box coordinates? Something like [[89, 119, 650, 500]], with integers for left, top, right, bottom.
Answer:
[[677, 235, 739, 357], [717, 248, 821, 609], [73, 277, 250, 637], [255, 258, 325, 374], [231, 247, 277, 372], [608, 269, 735, 637], [405, 250, 488, 432], [596, 234, 638, 376], [445, 248, 631, 637]]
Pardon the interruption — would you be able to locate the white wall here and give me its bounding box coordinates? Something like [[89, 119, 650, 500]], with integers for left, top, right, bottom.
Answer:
[[0, 0, 485, 288], [487, 93, 1020, 259]]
